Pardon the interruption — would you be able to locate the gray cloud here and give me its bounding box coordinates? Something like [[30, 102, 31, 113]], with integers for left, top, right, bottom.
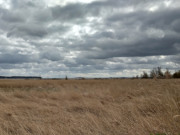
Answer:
[[0, 53, 33, 64], [81, 36, 180, 59], [0, 0, 179, 77], [7, 24, 48, 38], [1, 9, 25, 23], [39, 46, 62, 61], [51, 4, 86, 21]]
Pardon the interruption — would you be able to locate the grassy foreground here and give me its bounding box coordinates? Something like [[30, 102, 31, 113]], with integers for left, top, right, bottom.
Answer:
[[0, 79, 179, 135]]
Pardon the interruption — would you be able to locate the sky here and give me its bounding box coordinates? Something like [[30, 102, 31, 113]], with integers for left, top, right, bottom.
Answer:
[[0, 0, 180, 78]]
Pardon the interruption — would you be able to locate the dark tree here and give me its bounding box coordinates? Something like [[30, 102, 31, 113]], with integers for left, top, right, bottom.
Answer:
[[173, 70, 180, 78], [150, 67, 164, 79], [141, 71, 149, 79]]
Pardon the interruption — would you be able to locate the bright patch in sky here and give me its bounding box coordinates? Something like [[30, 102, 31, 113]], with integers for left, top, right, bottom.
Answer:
[[45, 0, 101, 7], [0, 0, 10, 9], [164, 0, 172, 7], [148, 5, 159, 12], [160, 55, 166, 59], [146, 28, 165, 39]]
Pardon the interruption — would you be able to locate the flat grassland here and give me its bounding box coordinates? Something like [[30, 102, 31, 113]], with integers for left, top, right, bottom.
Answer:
[[0, 79, 179, 135]]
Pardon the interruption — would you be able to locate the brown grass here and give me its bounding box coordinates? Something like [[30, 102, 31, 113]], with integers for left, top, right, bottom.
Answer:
[[0, 79, 179, 135]]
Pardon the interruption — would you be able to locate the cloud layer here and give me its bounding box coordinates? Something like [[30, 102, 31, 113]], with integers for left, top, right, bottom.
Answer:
[[0, 0, 179, 78]]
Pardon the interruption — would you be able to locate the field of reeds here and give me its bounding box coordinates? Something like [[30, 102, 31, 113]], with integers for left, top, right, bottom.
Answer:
[[0, 79, 179, 135]]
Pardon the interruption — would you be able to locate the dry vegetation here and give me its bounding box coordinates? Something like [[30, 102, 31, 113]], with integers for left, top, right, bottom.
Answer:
[[0, 79, 179, 135]]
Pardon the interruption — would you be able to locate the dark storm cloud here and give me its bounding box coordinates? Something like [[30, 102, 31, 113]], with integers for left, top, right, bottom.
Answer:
[[0, 53, 29, 64], [51, 4, 86, 21], [10, 0, 44, 9], [49, 0, 135, 22], [7, 24, 48, 38], [81, 36, 180, 59], [107, 8, 180, 30], [0, 10, 48, 38], [0, 9, 25, 23], [76, 7, 180, 59], [49, 1, 119, 21], [0, 53, 36, 64]]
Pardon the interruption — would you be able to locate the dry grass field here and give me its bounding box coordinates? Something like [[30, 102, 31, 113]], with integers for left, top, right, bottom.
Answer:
[[0, 79, 179, 135]]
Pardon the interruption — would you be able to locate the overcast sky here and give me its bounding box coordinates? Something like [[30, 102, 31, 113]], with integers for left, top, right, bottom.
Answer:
[[0, 0, 180, 78]]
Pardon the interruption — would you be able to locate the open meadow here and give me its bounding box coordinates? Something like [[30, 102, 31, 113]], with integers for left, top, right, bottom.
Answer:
[[0, 79, 179, 135]]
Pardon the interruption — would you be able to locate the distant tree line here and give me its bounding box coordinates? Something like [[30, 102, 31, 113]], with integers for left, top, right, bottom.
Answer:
[[139, 67, 180, 79]]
